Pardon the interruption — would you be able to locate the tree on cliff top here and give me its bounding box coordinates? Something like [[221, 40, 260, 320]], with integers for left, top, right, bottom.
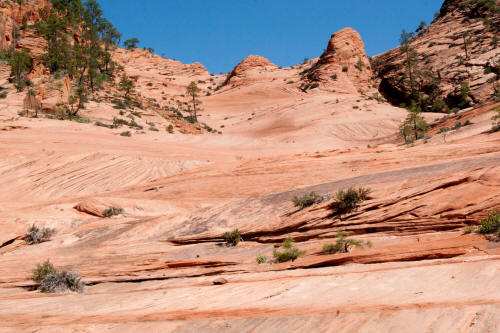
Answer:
[[124, 38, 140, 50]]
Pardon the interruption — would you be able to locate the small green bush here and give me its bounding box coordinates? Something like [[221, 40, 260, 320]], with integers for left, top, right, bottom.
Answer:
[[292, 191, 322, 209], [31, 260, 84, 293], [322, 232, 372, 254], [166, 124, 174, 133], [335, 187, 370, 215], [462, 225, 476, 234], [492, 106, 500, 132], [25, 224, 55, 244], [95, 121, 115, 129], [477, 211, 500, 234], [102, 207, 123, 218], [256, 255, 267, 264], [222, 229, 242, 246], [120, 131, 131, 137], [273, 238, 305, 263]]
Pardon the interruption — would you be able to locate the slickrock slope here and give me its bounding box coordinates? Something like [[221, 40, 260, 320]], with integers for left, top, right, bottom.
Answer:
[[373, 0, 500, 108], [0, 1, 500, 332]]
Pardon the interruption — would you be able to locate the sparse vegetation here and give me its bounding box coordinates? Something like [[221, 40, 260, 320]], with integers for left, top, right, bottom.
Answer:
[[438, 120, 472, 134], [400, 29, 419, 101], [34, 0, 121, 111], [31, 260, 84, 293], [463, 225, 476, 234], [256, 255, 267, 264], [399, 102, 428, 143], [292, 191, 322, 209], [273, 238, 305, 263], [222, 229, 242, 246], [102, 207, 123, 217], [335, 187, 370, 215], [477, 211, 500, 235], [25, 224, 55, 244], [186, 81, 201, 122], [492, 106, 500, 132], [7, 49, 32, 91], [124, 38, 140, 49], [355, 58, 364, 71], [119, 74, 135, 100], [166, 124, 174, 133], [322, 232, 372, 254]]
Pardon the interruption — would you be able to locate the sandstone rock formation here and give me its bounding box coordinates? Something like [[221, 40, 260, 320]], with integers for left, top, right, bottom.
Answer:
[[224, 55, 277, 87], [0, 0, 499, 331], [303, 28, 374, 94], [373, 0, 500, 109]]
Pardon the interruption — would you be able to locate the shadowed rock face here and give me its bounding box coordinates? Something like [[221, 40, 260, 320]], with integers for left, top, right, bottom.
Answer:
[[373, 0, 500, 109]]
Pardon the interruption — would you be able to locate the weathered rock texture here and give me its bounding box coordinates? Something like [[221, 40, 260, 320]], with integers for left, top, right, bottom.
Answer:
[[373, 0, 500, 109], [0, 0, 499, 332], [303, 28, 374, 93]]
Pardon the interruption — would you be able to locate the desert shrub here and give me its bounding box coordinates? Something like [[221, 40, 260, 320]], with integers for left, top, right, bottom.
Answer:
[[222, 229, 242, 246], [477, 211, 500, 234], [342, 66, 348, 72], [273, 237, 305, 263], [25, 224, 55, 244], [128, 119, 143, 129], [0, 89, 7, 99], [102, 207, 123, 217], [256, 255, 267, 264], [432, 99, 447, 113], [31, 260, 57, 284], [310, 83, 319, 89], [112, 99, 127, 110], [492, 106, 500, 132], [462, 225, 476, 234], [335, 187, 370, 215], [184, 116, 196, 124], [95, 121, 115, 129], [113, 117, 129, 127], [65, 114, 90, 123], [166, 124, 174, 133], [130, 110, 142, 118], [120, 131, 131, 137], [146, 82, 153, 87], [355, 58, 364, 71], [31, 260, 84, 293], [149, 126, 159, 131], [292, 191, 322, 209], [331, 74, 338, 80], [322, 232, 372, 254]]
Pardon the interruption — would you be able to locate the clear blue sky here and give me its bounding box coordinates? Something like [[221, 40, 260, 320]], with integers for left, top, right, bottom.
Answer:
[[98, 0, 443, 74]]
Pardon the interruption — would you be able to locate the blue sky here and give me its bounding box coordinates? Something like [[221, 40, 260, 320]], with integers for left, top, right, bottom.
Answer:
[[98, 0, 443, 74]]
